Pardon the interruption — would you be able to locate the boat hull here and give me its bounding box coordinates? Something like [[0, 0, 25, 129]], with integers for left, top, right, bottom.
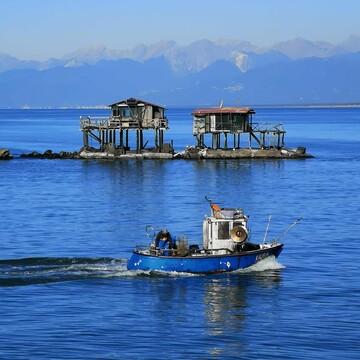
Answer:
[[127, 244, 283, 274]]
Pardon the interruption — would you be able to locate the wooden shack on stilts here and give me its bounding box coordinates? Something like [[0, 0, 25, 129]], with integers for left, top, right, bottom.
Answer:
[[80, 98, 172, 156], [192, 106, 286, 150], [78, 99, 311, 159]]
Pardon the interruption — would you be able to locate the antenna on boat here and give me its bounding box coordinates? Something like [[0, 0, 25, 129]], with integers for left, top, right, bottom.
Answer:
[[263, 214, 272, 244], [274, 217, 303, 243]]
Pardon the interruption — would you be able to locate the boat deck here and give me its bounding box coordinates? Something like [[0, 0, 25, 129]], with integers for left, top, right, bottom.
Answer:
[[134, 242, 280, 258]]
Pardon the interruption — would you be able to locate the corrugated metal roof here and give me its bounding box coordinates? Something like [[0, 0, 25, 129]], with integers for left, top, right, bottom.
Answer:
[[108, 97, 165, 109], [192, 107, 255, 116]]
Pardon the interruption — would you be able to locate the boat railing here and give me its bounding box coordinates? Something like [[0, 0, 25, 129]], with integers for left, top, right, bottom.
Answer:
[[134, 245, 177, 256], [205, 248, 235, 255], [134, 244, 151, 252], [135, 244, 237, 257]]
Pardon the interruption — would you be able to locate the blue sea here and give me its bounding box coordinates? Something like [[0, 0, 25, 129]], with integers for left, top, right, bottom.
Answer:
[[0, 107, 360, 359]]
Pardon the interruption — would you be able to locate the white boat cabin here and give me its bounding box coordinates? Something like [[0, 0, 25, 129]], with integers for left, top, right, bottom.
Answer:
[[203, 206, 249, 255]]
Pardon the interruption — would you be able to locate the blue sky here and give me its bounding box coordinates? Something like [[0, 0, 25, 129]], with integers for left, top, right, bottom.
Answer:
[[1, 0, 359, 60]]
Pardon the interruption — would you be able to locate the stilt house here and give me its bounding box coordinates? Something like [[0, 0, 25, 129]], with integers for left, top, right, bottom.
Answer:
[[80, 98, 171, 155], [192, 106, 286, 150]]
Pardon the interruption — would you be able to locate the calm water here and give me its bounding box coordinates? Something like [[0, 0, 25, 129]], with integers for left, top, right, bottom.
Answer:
[[0, 107, 360, 359]]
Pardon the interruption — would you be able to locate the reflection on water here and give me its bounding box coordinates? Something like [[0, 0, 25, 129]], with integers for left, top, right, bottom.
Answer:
[[202, 270, 282, 357], [204, 270, 282, 336], [204, 277, 247, 336]]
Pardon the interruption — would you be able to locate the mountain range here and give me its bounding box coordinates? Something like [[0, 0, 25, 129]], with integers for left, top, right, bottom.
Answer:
[[0, 35, 359, 107]]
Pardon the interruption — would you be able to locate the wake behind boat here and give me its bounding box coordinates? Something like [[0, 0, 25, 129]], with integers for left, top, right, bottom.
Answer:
[[127, 198, 301, 274]]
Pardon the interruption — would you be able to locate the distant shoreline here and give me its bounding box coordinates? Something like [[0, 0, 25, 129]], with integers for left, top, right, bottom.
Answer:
[[0, 103, 359, 110], [255, 104, 360, 109]]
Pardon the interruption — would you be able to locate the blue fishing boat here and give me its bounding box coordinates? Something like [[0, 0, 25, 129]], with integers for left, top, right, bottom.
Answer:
[[127, 198, 301, 274]]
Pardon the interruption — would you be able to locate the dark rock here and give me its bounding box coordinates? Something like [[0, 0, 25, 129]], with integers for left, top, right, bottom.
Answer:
[[0, 148, 13, 160], [21, 151, 42, 158], [20, 150, 80, 159]]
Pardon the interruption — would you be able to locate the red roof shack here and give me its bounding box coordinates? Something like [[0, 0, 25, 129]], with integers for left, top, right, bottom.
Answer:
[[192, 106, 285, 150]]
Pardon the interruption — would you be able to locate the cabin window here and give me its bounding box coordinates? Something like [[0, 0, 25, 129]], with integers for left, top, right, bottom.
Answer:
[[215, 114, 235, 131], [121, 109, 132, 117], [153, 106, 163, 118], [233, 114, 246, 131], [218, 222, 229, 239]]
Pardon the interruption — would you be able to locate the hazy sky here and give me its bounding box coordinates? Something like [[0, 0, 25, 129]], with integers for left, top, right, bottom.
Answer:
[[1, 0, 359, 60]]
